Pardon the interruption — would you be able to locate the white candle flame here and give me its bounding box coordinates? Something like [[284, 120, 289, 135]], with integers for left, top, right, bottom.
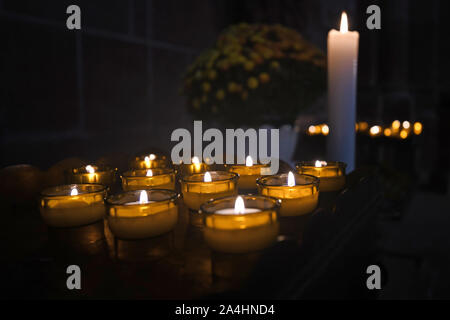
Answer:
[[370, 126, 381, 135], [139, 190, 148, 204], [402, 121, 411, 129], [148, 154, 156, 160], [308, 125, 316, 134], [146, 169, 153, 177], [315, 160, 328, 168], [287, 171, 296, 187], [340, 12, 348, 33], [192, 156, 200, 164], [70, 187, 78, 196], [245, 156, 253, 167], [204, 171, 212, 182], [234, 196, 245, 214], [86, 165, 95, 174]]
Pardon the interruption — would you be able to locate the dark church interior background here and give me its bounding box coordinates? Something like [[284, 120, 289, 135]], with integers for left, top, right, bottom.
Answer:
[[1, 0, 450, 299]]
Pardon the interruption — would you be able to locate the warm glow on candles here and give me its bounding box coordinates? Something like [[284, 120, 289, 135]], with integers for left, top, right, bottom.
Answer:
[[86, 165, 95, 174], [246, 156, 253, 167], [340, 12, 348, 33], [204, 171, 212, 182], [146, 169, 153, 177], [234, 196, 245, 214], [70, 187, 78, 196], [287, 171, 295, 187], [139, 190, 148, 204]]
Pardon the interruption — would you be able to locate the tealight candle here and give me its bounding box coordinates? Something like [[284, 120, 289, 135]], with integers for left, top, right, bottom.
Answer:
[[121, 168, 176, 191], [175, 156, 209, 177], [180, 171, 238, 211], [257, 172, 319, 217], [201, 195, 279, 254], [225, 156, 270, 192], [69, 164, 116, 187], [39, 184, 106, 227], [130, 153, 168, 170], [296, 161, 346, 192], [106, 189, 179, 240]]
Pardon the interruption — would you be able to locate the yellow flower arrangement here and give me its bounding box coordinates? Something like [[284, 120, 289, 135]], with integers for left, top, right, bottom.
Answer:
[[182, 23, 326, 126]]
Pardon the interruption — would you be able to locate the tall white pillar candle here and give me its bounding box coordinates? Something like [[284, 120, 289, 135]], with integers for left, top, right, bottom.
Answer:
[[327, 12, 359, 172]]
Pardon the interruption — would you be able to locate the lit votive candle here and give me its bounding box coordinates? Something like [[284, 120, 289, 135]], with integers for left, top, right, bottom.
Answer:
[[175, 156, 209, 177], [130, 153, 168, 170], [121, 168, 176, 191], [296, 161, 346, 192], [257, 172, 319, 217], [225, 156, 270, 192], [181, 171, 238, 211], [201, 195, 280, 254], [70, 164, 116, 187], [106, 189, 179, 240], [39, 184, 106, 227]]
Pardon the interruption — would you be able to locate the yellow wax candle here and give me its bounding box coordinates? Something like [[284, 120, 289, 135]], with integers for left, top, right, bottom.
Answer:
[[257, 172, 319, 217], [107, 189, 179, 240], [40, 184, 106, 227], [121, 168, 176, 191], [201, 195, 279, 254], [225, 156, 270, 191], [70, 164, 116, 187], [174, 156, 209, 177], [181, 171, 238, 211], [130, 153, 168, 169], [296, 161, 346, 192]]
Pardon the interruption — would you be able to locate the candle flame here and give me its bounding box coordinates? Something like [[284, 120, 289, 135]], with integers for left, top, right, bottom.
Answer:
[[86, 165, 95, 174], [148, 154, 156, 160], [287, 171, 295, 187], [370, 126, 381, 136], [234, 196, 245, 214], [146, 169, 153, 177], [384, 128, 392, 137], [246, 156, 253, 167], [392, 120, 401, 130], [315, 160, 327, 168], [402, 121, 411, 129], [70, 187, 78, 196], [308, 125, 316, 134], [192, 156, 200, 164], [321, 124, 329, 136], [413, 122, 423, 135], [139, 190, 148, 204], [204, 171, 212, 182], [340, 12, 348, 33], [400, 130, 408, 139], [144, 156, 151, 167]]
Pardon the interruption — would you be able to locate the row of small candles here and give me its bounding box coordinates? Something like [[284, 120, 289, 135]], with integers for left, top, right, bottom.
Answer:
[[39, 154, 346, 254], [307, 120, 423, 139]]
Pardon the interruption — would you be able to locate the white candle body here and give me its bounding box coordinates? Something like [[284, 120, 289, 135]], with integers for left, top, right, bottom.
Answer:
[[327, 29, 359, 172]]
